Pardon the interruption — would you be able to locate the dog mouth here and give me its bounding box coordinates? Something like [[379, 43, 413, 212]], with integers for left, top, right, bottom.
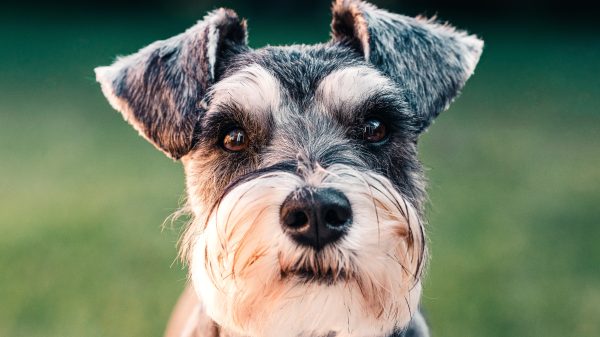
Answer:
[[280, 265, 351, 285], [281, 268, 347, 285], [277, 248, 355, 285]]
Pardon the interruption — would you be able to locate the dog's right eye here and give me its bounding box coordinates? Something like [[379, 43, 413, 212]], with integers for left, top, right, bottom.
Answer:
[[222, 128, 249, 152], [362, 118, 388, 143]]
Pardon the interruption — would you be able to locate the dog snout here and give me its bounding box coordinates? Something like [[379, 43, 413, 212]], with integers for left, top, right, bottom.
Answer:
[[280, 187, 352, 249]]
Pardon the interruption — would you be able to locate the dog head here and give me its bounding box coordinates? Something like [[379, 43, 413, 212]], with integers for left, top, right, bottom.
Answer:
[[96, 1, 482, 336]]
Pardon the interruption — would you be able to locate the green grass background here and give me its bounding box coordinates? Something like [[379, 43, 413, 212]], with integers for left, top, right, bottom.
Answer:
[[1, 10, 599, 337]]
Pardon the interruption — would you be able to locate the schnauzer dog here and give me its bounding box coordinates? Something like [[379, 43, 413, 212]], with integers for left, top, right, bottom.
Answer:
[[95, 1, 482, 336]]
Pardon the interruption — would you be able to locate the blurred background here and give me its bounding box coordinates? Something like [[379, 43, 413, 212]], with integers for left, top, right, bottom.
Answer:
[[1, 0, 599, 336]]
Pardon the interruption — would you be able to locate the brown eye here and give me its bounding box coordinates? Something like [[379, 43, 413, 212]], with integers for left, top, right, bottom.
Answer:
[[363, 118, 387, 143], [222, 128, 249, 152]]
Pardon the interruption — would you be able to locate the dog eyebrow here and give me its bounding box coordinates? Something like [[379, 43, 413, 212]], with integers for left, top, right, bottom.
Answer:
[[315, 66, 403, 122], [199, 100, 274, 147], [351, 90, 406, 119], [199, 64, 282, 140], [207, 64, 281, 119], [315, 66, 407, 125]]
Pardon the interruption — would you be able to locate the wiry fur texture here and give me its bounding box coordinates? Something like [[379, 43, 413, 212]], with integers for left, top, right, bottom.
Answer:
[[332, 0, 483, 132], [95, 8, 248, 159], [95, 1, 483, 336], [188, 164, 425, 337]]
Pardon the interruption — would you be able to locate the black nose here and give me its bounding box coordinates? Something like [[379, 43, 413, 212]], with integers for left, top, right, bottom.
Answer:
[[280, 188, 352, 249]]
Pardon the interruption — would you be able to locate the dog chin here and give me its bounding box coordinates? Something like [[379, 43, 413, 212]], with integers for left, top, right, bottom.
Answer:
[[191, 263, 421, 337], [188, 165, 424, 337]]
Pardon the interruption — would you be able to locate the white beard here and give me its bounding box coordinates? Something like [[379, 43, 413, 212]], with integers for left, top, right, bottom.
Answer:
[[187, 164, 426, 337]]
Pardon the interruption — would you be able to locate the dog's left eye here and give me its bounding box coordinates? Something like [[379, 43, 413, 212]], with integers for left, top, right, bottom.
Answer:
[[362, 118, 387, 143], [222, 128, 249, 152]]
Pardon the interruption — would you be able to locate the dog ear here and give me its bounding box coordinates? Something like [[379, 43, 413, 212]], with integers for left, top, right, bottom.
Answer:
[[331, 0, 483, 133], [95, 9, 248, 159]]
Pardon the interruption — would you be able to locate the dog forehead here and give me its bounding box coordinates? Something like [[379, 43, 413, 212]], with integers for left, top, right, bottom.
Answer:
[[217, 45, 371, 102], [209, 46, 395, 123]]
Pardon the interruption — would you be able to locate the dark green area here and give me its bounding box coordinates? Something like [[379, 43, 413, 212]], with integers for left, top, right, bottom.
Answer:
[[1, 9, 599, 337]]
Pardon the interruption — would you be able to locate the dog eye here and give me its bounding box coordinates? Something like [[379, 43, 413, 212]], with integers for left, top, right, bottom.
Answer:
[[362, 118, 387, 143], [222, 128, 249, 152]]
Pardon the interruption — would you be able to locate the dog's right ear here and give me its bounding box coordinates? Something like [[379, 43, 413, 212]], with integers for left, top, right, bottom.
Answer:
[[95, 9, 248, 160]]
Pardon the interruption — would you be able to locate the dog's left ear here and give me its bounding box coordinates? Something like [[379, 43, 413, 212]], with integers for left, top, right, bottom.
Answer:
[[95, 9, 248, 159], [331, 0, 483, 133]]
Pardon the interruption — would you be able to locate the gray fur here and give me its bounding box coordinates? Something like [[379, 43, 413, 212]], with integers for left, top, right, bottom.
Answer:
[[186, 54, 428, 218], [332, 0, 483, 132], [95, 1, 483, 336], [95, 8, 247, 159]]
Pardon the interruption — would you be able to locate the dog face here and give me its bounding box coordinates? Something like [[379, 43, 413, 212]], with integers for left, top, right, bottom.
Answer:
[[95, 1, 482, 336]]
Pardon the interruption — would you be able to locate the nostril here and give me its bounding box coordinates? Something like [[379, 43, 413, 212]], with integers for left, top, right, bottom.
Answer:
[[284, 210, 309, 229], [324, 208, 350, 227]]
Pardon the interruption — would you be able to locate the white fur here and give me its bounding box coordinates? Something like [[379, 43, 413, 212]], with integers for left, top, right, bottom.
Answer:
[[408, 311, 430, 337], [189, 164, 424, 337], [206, 24, 219, 81], [315, 66, 394, 114], [94, 65, 152, 146], [95, 66, 123, 113], [208, 64, 282, 121]]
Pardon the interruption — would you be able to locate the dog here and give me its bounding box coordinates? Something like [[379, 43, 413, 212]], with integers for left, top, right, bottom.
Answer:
[[95, 1, 482, 336]]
